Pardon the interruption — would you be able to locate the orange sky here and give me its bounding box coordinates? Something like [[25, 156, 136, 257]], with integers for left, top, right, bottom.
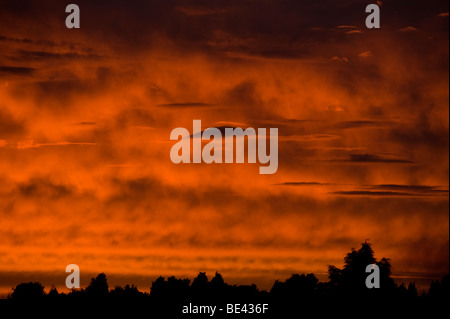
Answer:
[[0, 0, 448, 295]]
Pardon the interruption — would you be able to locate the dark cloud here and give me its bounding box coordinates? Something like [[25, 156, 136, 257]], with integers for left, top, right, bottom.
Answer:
[[332, 191, 420, 197], [0, 66, 35, 76], [370, 184, 439, 191], [347, 154, 414, 164], [365, 184, 449, 196], [18, 179, 73, 199], [0, 34, 95, 53], [14, 50, 103, 61], [332, 184, 449, 197], [1, 0, 448, 58], [0, 35, 35, 44]]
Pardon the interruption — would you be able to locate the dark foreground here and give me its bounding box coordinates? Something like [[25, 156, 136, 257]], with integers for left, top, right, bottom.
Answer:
[[1, 243, 448, 318]]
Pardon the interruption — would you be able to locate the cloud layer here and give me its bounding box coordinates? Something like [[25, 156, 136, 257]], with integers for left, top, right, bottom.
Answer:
[[0, 0, 448, 293]]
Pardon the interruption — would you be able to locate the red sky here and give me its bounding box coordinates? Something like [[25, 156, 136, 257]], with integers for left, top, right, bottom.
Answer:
[[0, 0, 448, 295]]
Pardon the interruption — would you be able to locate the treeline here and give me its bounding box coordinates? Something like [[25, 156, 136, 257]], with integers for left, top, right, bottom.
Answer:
[[1, 242, 449, 318]]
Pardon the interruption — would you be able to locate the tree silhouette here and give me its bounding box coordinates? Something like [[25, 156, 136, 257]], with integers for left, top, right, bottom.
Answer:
[[209, 271, 226, 300], [191, 272, 209, 299], [271, 273, 318, 298], [210, 272, 225, 289], [2, 242, 448, 318], [10, 282, 45, 301], [149, 274, 191, 316], [328, 241, 395, 295], [428, 274, 450, 301], [86, 273, 109, 298], [48, 286, 59, 297], [110, 284, 143, 299]]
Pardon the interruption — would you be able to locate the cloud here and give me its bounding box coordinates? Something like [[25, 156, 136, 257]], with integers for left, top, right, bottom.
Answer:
[[390, 111, 449, 149], [334, 120, 389, 129], [157, 103, 215, 108], [359, 51, 373, 58], [0, 0, 448, 288], [334, 154, 415, 164], [400, 26, 419, 32], [0, 66, 35, 76], [73, 122, 97, 126], [365, 184, 449, 196], [14, 50, 103, 61], [336, 26, 359, 30], [331, 183, 449, 198], [331, 191, 415, 197], [346, 30, 363, 35], [276, 182, 331, 187], [369, 184, 441, 191], [0, 109, 25, 138], [17, 178, 73, 199], [330, 56, 350, 63], [280, 134, 341, 142]]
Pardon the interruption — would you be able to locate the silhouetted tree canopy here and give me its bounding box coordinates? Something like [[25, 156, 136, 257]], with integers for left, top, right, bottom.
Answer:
[[328, 241, 396, 295], [86, 273, 109, 298], [210, 272, 225, 289], [3, 242, 448, 318], [10, 282, 45, 301]]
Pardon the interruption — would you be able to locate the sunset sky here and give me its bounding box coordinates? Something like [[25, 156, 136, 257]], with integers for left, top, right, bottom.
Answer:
[[0, 0, 448, 295]]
